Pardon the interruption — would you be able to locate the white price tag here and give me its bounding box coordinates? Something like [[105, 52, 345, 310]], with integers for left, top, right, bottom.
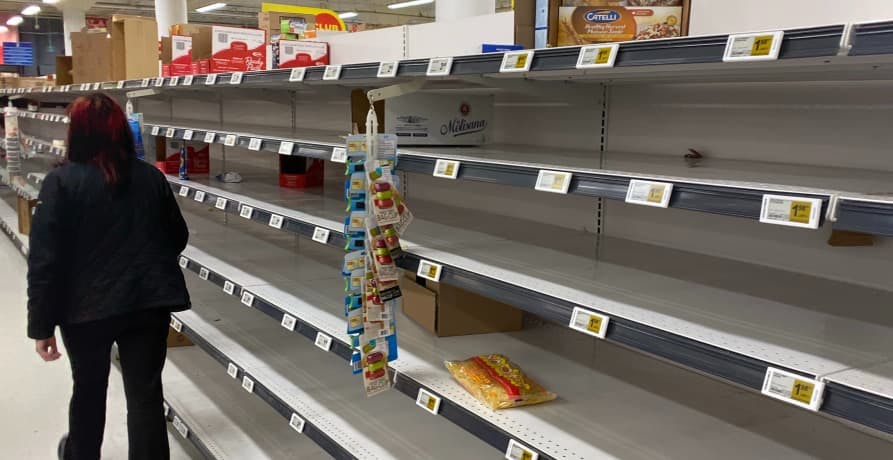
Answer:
[[239, 205, 254, 219], [312, 227, 330, 244], [223, 280, 235, 295], [762, 367, 825, 411], [322, 65, 342, 80], [215, 197, 228, 210], [248, 138, 262, 151], [223, 134, 237, 147], [203, 132, 216, 144], [535, 170, 572, 194], [227, 363, 239, 379], [416, 388, 442, 415], [199, 267, 210, 281], [182, 129, 194, 141], [154, 77, 165, 87], [625, 179, 673, 208], [178, 256, 189, 268], [117, 80, 126, 89], [268, 214, 284, 229], [281, 314, 297, 331], [193, 190, 206, 203], [569, 307, 609, 339], [141, 78, 150, 88], [577, 43, 619, 69], [182, 75, 194, 86], [178, 186, 190, 197], [288, 67, 306, 82], [230, 72, 243, 84], [723, 31, 784, 62], [151, 126, 161, 136], [500, 50, 534, 73], [505, 439, 538, 460], [93, 82, 102, 90], [241, 376, 255, 393], [433, 159, 460, 179], [416, 260, 443, 282], [278, 141, 294, 155], [240, 290, 255, 307], [315, 332, 332, 351], [205, 74, 218, 85], [289, 414, 305, 434], [169, 76, 179, 86], [377, 61, 399, 78], [170, 317, 183, 333], [173, 416, 189, 439], [759, 195, 822, 229], [426, 57, 453, 77], [165, 127, 176, 138], [330, 147, 347, 163], [163, 402, 170, 417]]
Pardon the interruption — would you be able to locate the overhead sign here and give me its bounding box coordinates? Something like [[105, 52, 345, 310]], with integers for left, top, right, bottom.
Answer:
[[261, 3, 346, 31]]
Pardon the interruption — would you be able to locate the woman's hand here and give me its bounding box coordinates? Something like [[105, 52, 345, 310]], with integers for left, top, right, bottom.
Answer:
[[36, 336, 62, 362]]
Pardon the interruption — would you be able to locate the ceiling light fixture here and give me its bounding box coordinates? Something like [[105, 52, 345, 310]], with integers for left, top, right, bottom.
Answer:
[[42, 0, 60, 4], [195, 2, 226, 13], [338, 12, 358, 19], [388, 0, 434, 9], [6, 15, 24, 26], [22, 5, 41, 15]]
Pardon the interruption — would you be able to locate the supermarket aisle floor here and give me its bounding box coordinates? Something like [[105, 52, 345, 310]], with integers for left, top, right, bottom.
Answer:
[[0, 237, 198, 459]]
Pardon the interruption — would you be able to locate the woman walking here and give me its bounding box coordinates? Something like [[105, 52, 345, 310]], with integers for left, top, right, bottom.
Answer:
[[26, 93, 190, 460]]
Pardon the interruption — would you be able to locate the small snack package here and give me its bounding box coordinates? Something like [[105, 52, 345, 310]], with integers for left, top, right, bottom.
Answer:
[[445, 354, 557, 410]]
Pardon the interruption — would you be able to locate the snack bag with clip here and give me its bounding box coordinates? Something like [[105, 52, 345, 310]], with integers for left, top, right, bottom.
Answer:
[[445, 354, 557, 410]]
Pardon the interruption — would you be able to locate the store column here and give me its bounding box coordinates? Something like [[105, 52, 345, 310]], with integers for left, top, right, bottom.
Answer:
[[435, 0, 495, 21], [154, 0, 187, 38], [61, 0, 91, 55]]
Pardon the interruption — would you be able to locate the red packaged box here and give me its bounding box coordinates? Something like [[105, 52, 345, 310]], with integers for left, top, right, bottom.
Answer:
[[169, 35, 193, 76], [156, 141, 210, 175], [211, 26, 266, 72], [278, 40, 329, 68], [161, 64, 171, 77]]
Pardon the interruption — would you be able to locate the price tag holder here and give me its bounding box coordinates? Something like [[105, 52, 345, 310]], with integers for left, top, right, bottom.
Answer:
[[117, 80, 126, 89], [240, 290, 255, 307], [289, 67, 306, 82], [241, 376, 255, 393], [289, 414, 305, 434], [215, 197, 228, 210], [625, 179, 673, 208], [141, 78, 150, 88], [323, 65, 342, 81], [163, 402, 170, 417], [312, 227, 330, 244], [762, 367, 825, 411], [173, 416, 189, 439], [183, 129, 194, 141], [723, 31, 784, 62], [151, 126, 161, 136], [248, 138, 263, 151], [569, 307, 610, 339], [223, 134, 237, 147], [178, 186, 190, 197], [315, 332, 333, 351], [426, 57, 453, 77], [433, 159, 460, 179], [505, 439, 538, 460], [193, 190, 206, 203], [500, 50, 534, 73], [577, 43, 620, 69], [535, 170, 572, 194], [230, 72, 243, 84], [240, 205, 254, 219], [281, 314, 297, 331], [178, 256, 189, 268], [331, 147, 347, 163], [204, 132, 216, 144], [205, 74, 218, 85], [93, 82, 102, 90], [416, 388, 442, 415], [278, 141, 295, 155], [154, 77, 165, 87], [269, 214, 284, 229], [170, 317, 183, 333], [759, 195, 822, 229], [416, 260, 443, 282], [377, 61, 399, 78], [169, 76, 179, 86], [223, 281, 236, 295], [227, 363, 239, 379], [199, 267, 210, 281], [165, 127, 176, 138], [182, 75, 194, 86]]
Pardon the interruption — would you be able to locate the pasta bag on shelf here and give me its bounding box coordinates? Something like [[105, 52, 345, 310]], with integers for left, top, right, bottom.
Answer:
[[445, 354, 557, 410]]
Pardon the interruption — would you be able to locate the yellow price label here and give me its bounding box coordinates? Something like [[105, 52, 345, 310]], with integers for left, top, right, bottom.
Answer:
[[514, 54, 528, 69], [427, 266, 438, 278], [587, 316, 603, 334], [751, 35, 774, 56], [552, 175, 565, 189], [791, 379, 815, 404], [444, 163, 455, 176], [426, 397, 437, 411], [520, 453, 533, 460], [647, 185, 666, 204], [596, 47, 612, 64], [789, 201, 812, 224]]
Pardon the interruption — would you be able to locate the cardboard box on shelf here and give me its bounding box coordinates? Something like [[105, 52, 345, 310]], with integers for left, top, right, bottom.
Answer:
[[166, 327, 193, 347], [384, 93, 493, 146], [71, 31, 113, 83], [154, 137, 210, 175], [556, 0, 690, 46], [277, 40, 329, 68], [401, 271, 524, 337], [55, 56, 73, 85], [210, 26, 267, 72], [16, 194, 36, 236], [110, 15, 159, 80], [161, 35, 193, 76], [279, 155, 324, 188], [258, 11, 316, 39]]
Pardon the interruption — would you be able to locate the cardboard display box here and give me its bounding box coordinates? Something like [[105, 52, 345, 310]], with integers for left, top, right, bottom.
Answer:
[[167, 326, 193, 347], [161, 35, 193, 76], [401, 272, 524, 337], [55, 56, 73, 85], [556, 0, 690, 46], [384, 93, 493, 146], [70, 31, 113, 83], [16, 194, 36, 236], [110, 15, 159, 80], [211, 26, 267, 72], [278, 40, 329, 68], [154, 137, 210, 175]]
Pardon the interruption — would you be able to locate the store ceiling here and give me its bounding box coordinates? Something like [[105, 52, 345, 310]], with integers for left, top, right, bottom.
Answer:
[[0, 0, 513, 27]]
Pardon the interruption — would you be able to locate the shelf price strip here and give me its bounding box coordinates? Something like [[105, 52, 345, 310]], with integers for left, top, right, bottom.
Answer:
[[723, 31, 784, 62], [289, 68, 306, 82], [569, 307, 610, 339], [625, 179, 673, 208], [577, 43, 620, 69], [427, 57, 453, 77], [432, 159, 460, 179], [416, 260, 443, 282], [505, 439, 539, 460], [279, 141, 294, 155], [227, 363, 239, 379], [416, 388, 442, 415], [535, 170, 572, 194], [193, 191, 206, 203], [323, 65, 342, 81], [199, 267, 210, 281], [172, 416, 189, 439], [183, 129, 194, 141], [182, 75, 194, 86], [281, 314, 297, 331], [241, 376, 255, 393], [762, 367, 825, 411], [223, 281, 235, 295], [759, 195, 822, 229], [204, 132, 216, 143], [230, 72, 243, 85], [289, 414, 305, 434], [215, 197, 228, 210], [377, 61, 399, 78], [500, 50, 534, 73]]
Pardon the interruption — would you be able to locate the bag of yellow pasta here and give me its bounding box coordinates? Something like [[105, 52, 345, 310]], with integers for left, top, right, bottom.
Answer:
[[444, 354, 557, 410]]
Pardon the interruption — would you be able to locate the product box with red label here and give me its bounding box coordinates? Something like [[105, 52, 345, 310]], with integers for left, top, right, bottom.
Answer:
[[155, 139, 210, 175], [211, 26, 267, 72], [557, 4, 686, 45], [170, 35, 193, 76], [278, 40, 329, 68]]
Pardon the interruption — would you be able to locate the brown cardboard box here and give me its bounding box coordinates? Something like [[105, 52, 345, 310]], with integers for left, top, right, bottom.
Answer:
[[110, 16, 159, 80], [166, 326, 193, 348], [71, 31, 113, 83], [258, 11, 316, 39], [401, 272, 524, 337], [16, 194, 36, 235], [170, 24, 213, 61], [55, 56, 73, 85]]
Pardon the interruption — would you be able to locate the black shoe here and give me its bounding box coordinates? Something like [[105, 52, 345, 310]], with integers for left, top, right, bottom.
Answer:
[[57, 434, 67, 460]]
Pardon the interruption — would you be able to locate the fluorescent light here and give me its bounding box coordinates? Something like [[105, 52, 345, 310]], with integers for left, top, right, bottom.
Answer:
[[6, 16, 23, 26], [338, 12, 358, 19], [388, 0, 434, 9], [21, 5, 41, 15], [195, 2, 226, 13], [0, 26, 8, 33], [42, 0, 59, 4]]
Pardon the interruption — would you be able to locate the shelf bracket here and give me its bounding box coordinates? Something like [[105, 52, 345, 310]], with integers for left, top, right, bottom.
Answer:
[[366, 79, 425, 104], [826, 193, 841, 222]]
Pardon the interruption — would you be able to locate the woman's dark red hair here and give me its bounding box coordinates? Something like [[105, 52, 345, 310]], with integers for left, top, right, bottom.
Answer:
[[66, 93, 135, 185]]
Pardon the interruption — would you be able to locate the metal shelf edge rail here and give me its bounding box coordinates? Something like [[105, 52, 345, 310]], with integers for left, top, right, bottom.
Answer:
[[147, 124, 338, 162], [850, 20, 893, 56], [834, 198, 893, 237], [162, 401, 218, 460]]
